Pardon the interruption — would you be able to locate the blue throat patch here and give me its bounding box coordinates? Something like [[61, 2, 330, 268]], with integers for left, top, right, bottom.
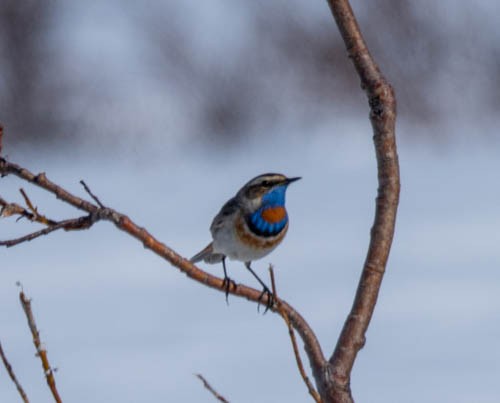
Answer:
[[247, 185, 289, 237], [262, 185, 287, 207]]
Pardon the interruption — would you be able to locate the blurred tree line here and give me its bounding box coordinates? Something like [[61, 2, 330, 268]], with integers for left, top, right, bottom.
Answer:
[[1, 0, 498, 150]]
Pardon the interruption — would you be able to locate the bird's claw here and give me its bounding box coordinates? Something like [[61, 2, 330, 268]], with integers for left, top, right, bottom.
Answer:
[[257, 286, 275, 314], [222, 276, 237, 304]]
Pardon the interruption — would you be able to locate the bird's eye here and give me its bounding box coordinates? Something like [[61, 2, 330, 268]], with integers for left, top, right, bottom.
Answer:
[[261, 180, 271, 187]]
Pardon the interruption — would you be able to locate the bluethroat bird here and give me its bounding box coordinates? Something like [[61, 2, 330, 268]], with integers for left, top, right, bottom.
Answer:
[[190, 173, 300, 309]]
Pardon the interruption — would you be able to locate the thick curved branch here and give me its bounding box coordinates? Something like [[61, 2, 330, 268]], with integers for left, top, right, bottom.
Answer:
[[0, 157, 328, 395], [323, 0, 400, 402]]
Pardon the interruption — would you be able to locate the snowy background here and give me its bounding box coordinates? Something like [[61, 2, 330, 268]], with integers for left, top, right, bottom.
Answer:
[[1, 1, 500, 402]]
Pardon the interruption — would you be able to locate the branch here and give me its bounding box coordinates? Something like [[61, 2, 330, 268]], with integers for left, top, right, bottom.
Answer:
[[0, 196, 32, 219], [79, 180, 105, 208], [0, 190, 56, 226], [323, 0, 400, 401], [19, 291, 62, 403], [0, 190, 98, 247], [0, 215, 95, 247], [0, 157, 328, 395], [270, 267, 322, 403], [0, 340, 30, 403], [195, 374, 229, 403], [19, 188, 58, 226]]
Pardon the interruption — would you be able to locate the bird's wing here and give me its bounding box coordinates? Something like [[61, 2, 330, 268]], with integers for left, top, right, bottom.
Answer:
[[210, 196, 240, 236]]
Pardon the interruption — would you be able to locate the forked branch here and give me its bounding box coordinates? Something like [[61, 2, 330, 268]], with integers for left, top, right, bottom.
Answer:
[[0, 157, 327, 400]]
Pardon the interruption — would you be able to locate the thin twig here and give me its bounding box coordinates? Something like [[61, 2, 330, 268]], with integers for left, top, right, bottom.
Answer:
[[0, 215, 94, 247], [20, 188, 37, 215], [0, 193, 58, 226], [195, 374, 229, 403], [0, 197, 30, 218], [270, 267, 322, 403], [1, 192, 95, 247], [19, 188, 58, 226], [0, 340, 30, 403], [80, 180, 105, 208], [19, 291, 62, 403]]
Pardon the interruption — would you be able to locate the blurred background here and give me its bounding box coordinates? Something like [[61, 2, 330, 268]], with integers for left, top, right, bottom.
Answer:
[[1, 1, 499, 402]]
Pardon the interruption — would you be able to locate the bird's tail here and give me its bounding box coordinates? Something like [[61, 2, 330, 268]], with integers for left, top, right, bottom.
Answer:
[[190, 242, 224, 264]]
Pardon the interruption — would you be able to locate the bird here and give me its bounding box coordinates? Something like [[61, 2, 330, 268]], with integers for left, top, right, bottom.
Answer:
[[190, 173, 300, 309]]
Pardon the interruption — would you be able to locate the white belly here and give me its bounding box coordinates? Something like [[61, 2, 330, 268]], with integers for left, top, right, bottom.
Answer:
[[211, 213, 286, 262]]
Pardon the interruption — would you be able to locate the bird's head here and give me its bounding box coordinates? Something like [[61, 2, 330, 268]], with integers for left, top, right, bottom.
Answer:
[[238, 173, 301, 212]]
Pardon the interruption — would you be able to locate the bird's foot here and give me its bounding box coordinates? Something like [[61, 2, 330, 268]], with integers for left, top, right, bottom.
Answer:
[[257, 285, 275, 314], [222, 276, 237, 304]]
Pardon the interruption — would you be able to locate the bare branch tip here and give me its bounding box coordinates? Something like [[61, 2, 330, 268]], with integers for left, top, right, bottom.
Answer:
[[80, 180, 105, 208], [269, 265, 277, 297], [195, 373, 229, 403], [18, 289, 62, 402]]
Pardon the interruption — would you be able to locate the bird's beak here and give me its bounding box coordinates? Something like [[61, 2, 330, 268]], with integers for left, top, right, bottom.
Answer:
[[286, 176, 301, 184]]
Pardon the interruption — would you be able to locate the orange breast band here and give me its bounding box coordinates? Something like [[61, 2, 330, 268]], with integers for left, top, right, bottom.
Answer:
[[261, 206, 286, 224]]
